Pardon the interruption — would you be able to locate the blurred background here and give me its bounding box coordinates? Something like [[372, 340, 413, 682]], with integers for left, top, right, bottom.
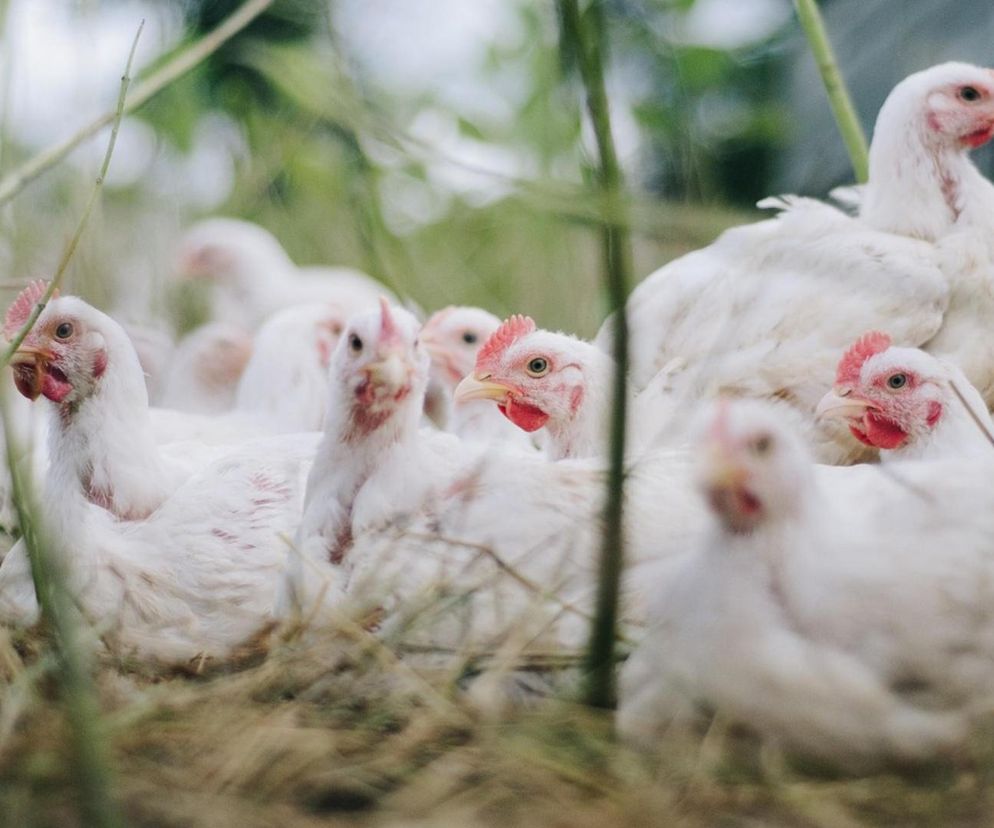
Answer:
[[0, 0, 991, 337]]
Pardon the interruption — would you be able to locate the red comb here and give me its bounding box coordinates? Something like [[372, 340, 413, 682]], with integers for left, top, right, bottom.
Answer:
[[476, 315, 535, 370], [836, 331, 892, 385], [4, 280, 56, 340]]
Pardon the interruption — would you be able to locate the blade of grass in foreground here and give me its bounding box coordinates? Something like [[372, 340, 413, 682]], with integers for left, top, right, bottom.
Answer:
[[793, 0, 869, 183], [0, 0, 275, 207], [556, 0, 633, 709], [0, 20, 146, 827]]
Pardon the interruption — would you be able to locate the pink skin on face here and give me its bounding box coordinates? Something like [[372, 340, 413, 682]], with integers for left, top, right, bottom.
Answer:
[[926, 78, 994, 149], [455, 315, 595, 436], [822, 332, 946, 451]]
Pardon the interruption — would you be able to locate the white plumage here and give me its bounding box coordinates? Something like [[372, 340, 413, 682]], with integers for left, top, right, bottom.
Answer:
[[617, 399, 982, 762], [232, 302, 347, 433], [151, 302, 349, 444], [175, 217, 394, 327], [156, 321, 253, 415], [0, 285, 318, 663], [599, 63, 994, 463], [281, 301, 705, 651]]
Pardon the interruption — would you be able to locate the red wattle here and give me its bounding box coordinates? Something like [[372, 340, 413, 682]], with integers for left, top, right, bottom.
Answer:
[[499, 398, 549, 432], [41, 371, 72, 403], [11, 363, 41, 400], [963, 125, 994, 148], [862, 412, 908, 450]]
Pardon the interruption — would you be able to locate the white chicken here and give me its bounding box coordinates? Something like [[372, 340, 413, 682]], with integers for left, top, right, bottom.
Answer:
[[175, 217, 394, 328], [619, 398, 994, 762], [280, 300, 706, 651], [232, 302, 346, 433], [0, 281, 318, 663], [420, 305, 536, 449], [816, 331, 994, 461], [453, 314, 767, 460], [455, 315, 617, 459], [156, 321, 253, 415], [150, 302, 351, 446], [599, 63, 994, 463]]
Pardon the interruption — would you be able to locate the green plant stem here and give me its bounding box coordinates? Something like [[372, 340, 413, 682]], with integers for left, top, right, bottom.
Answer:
[[0, 21, 142, 369], [0, 22, 146, 826], [0, 0, 275, 206], [1, 396, 122, 828], [557, 0, 632, 710], [793, 0, 869, 183]]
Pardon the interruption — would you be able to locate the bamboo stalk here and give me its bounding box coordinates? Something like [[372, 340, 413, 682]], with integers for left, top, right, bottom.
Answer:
[[0, 22, 147, 826], [556, 0, 633, 709], [0, 0, 275, 206], [793, 0, 869, 183]]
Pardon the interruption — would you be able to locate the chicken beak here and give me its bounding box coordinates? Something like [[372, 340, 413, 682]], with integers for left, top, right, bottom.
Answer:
[[8, 344, 52, 401], [8, 344, 48, 366], [815, 387, 876, 422], [366, 351, 409, 392], [453, 372, 513, 405]]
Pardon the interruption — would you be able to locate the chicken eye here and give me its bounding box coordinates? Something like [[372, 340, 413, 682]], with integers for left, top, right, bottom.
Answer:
[[55, 322, 73, 339], [750, 435, 772, 456], [526, 357, 549, 377], [349, 333, 363, 353], [959, 85, 981, 102], [462, 331, 478, 345], [886, 373, 908, 390]]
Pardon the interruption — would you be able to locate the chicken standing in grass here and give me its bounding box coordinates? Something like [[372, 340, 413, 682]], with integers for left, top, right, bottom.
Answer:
[[176, 217, 394, 327], [816, 331, 994, 460], [599, 63, 994, 463], [0, 282, 318, 663], [617, 399, 974, 763], [280, 300, 705, 649]]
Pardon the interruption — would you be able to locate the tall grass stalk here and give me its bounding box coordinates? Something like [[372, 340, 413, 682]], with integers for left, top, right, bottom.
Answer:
[[0, 22, 146, 827], [793, 0, 869, 182], [0, 0, 275, 206], [556, 0, 633, 709]]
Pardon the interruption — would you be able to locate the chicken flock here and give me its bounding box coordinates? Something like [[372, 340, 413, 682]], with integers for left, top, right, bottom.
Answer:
[[2, 61, 994, 765]]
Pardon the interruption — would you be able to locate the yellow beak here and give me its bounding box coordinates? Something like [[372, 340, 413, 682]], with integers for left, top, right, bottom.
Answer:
[[453, 372, 513, 405], [815, 388, 875, 421]]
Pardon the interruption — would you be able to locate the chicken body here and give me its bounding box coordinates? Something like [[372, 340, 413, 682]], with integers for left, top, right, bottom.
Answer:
[[619, 399, 994, 762], [600, 63, 994, 463], [282, 302, 705, 652], [0, 285, 318, 663], [176, 217, 393, 328]]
